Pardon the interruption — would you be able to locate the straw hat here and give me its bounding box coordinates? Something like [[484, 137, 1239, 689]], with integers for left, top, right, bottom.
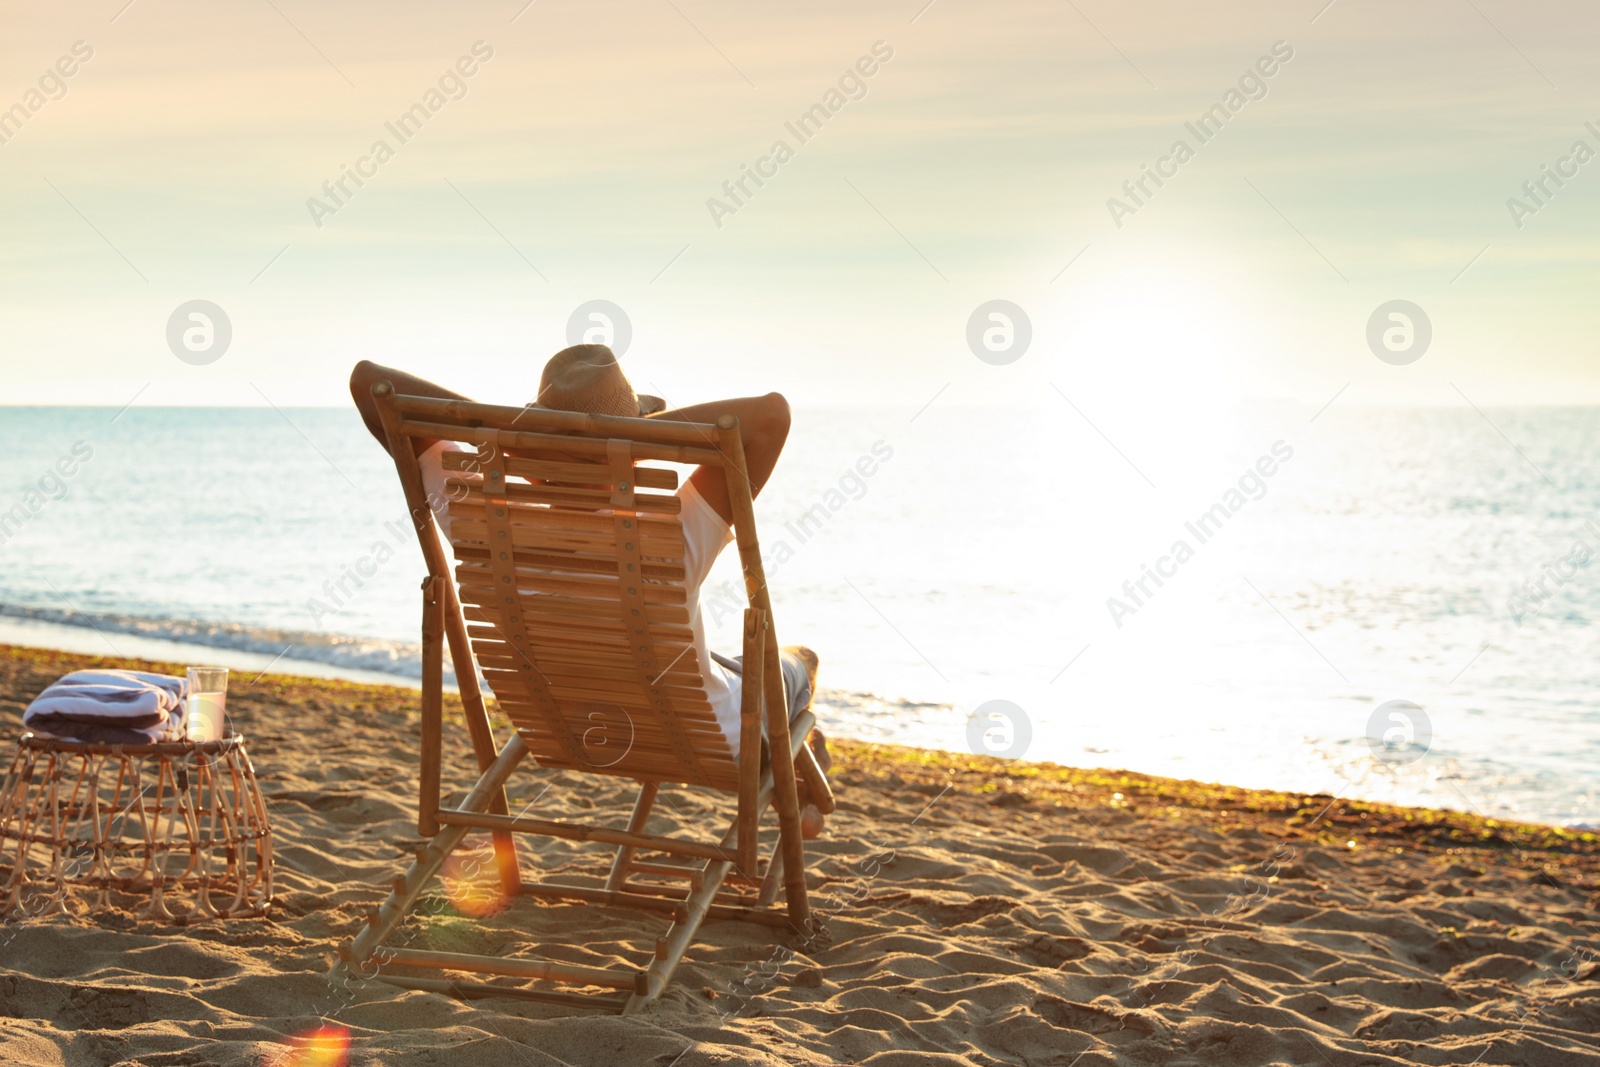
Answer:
[[532, 344, 664, 417]]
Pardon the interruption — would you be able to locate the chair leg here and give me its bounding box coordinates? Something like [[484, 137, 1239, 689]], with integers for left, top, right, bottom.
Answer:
[[432, 582, 520, 898], [623, 853, 734, 1014], [768, 752, 812, 926], [624, 754, 800, 1013], [336, 737, 529, 981], [604, 781, 658, 892], [490, 830, 521, 898], [756, 851, 783, 908]]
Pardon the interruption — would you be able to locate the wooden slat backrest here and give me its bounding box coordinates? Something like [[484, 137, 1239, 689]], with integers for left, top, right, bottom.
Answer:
[[385, 393, 742, 792]]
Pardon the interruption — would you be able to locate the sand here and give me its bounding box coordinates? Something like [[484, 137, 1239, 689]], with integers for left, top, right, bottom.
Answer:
[[0, 643, 1596, 1067]]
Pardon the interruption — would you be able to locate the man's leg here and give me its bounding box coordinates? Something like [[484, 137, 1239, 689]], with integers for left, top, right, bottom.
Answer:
[[779, 646, 831, 838], [721, 647, 833, 836]]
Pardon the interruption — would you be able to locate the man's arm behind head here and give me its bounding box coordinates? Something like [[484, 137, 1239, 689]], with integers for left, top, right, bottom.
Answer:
[[349, 361, 474, 458], [347, 363, 789, 525], [650, 393, 791, 526]]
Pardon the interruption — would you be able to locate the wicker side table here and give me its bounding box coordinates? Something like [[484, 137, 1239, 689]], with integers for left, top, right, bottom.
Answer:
[[0, 733, 273, 921]]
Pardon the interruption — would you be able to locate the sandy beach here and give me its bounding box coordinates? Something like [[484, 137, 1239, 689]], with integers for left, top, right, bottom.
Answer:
[[0, 643, 1596, 1066]]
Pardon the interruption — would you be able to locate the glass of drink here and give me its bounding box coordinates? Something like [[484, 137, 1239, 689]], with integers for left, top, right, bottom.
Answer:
[[185, 667, 229, 742]]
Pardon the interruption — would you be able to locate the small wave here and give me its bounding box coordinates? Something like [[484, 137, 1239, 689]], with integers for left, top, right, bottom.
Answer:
[[823, 688, 957, 712], [0, 603, 444, 682]]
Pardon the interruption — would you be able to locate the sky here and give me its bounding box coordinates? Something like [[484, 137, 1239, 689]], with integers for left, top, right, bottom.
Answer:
[[2, 0, 1598, 415]]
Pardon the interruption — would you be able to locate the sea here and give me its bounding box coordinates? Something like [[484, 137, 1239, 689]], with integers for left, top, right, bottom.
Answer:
[[1, 403, 1596, 829]]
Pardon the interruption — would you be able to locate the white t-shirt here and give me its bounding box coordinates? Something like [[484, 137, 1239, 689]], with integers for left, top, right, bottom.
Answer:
[[417, 441, 744, 755]]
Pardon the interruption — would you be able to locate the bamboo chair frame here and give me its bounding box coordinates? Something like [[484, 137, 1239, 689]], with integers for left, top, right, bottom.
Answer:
[[335, 383, 834, 1013]]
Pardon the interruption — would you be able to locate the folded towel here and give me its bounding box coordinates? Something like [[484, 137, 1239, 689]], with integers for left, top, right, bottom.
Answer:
[[25, 720, 182, 745], [23, 670, 188, 744]]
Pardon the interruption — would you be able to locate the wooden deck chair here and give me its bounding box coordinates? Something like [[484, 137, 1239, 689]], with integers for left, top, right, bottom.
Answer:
[[334, 382, 835, 1014]]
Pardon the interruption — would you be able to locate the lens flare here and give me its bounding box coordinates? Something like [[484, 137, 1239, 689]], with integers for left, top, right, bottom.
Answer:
[[440, 841, 510, 918], [283, 1025, 349, 1067]]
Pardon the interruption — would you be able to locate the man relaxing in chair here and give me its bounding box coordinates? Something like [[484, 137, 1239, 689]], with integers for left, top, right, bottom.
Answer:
[[350, 346, 833, 837]]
